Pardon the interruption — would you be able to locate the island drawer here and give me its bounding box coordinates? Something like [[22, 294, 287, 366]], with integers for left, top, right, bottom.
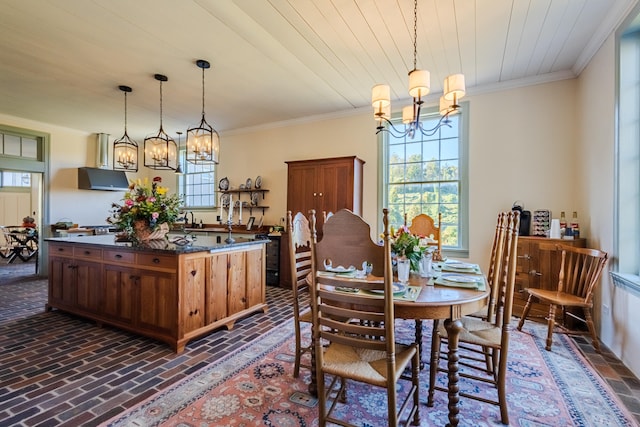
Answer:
[[49, 244, 73, 256], [73, 246, 103, 260], [103, 250, 136, 264], [137, 253, 176, 268]]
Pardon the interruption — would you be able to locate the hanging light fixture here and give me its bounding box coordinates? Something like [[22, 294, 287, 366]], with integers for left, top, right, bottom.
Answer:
[[144, 74, 178, 170], [113, 85, 138, 172], [187, 59, 220, 164], [174, 131, 184, 175], [372, 0, 465, 137]]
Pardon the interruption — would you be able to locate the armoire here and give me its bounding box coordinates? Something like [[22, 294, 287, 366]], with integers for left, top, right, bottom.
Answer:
[[280, 156, 364, 288]]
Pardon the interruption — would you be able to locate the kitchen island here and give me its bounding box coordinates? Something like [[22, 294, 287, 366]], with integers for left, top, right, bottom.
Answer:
[[46, 234, 268, 353]]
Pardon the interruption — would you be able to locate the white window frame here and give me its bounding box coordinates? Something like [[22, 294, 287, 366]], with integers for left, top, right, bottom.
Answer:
[[177, 149, 217, 210], [378, 102, 469, 256]]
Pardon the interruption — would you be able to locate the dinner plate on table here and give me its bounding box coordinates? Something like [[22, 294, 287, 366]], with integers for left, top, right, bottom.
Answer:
[[369, 283, 407, 296], [444, 261, 476, 269], [441, 274, 480, 284], [325, 265, 356, 273]]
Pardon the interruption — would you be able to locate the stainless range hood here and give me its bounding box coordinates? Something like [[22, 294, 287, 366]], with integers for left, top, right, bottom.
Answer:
[[78, 167, 129, 191]]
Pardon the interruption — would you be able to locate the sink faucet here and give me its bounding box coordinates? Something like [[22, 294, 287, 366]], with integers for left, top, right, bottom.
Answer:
[[189, 211, 195, 228]]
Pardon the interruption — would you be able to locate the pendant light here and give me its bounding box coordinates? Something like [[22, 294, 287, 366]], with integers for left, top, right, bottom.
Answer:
[[113, 85, 138, 172], [372, 0, 465, 138], [186, 59, 220, 164], [144, 74, 177, 170], [174, 131, 184, 175]]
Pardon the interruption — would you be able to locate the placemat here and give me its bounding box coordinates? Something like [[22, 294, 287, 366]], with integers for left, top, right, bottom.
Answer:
[[433, 274, 486, 291]]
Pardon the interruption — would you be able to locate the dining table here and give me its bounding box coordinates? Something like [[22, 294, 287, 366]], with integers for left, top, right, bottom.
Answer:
[[308, 260, 489, 427]]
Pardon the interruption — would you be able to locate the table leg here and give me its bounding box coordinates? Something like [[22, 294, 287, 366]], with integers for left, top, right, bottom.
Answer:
[[444, 317, 463, 427], [415, 319, 424, 369]]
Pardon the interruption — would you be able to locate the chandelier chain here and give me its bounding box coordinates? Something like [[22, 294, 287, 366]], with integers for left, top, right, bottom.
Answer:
[[201, 66, 205, 116], [413, 0, 418, 71]]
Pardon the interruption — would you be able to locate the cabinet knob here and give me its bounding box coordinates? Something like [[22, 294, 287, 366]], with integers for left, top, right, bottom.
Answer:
[[152, 258, 160, 264], [313, 192, 317, 196], [319, 192, 323, 196], [115, 254, 122, 259], [84, 251, 91, 255], [190, 270, 197, 276]]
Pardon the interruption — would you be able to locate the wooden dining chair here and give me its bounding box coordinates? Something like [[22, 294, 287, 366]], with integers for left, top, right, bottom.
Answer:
[[468, 212, 509, 322], [516, 244, 608, 353], [405, 212, 442, 260], [310, 208, 420, 427], [286, 211, 314, 378], [428, 210, 520, 425]]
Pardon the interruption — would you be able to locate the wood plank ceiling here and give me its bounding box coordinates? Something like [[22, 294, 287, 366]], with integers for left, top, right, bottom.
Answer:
[[0, 0, 635, 141]]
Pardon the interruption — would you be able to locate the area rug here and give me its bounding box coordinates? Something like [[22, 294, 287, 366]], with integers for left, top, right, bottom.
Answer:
[[102, 319, 636, 427]]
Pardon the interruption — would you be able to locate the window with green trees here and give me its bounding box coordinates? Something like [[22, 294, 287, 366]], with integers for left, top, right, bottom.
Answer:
[[380, 105, 468, 251]]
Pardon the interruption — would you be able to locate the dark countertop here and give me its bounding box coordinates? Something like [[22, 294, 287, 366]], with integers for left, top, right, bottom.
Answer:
[[45, 234, 268, 255]]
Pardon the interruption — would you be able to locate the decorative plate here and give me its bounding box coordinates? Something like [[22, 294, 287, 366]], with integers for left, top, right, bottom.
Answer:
[[218, 177, 229, 191], [246, 178, 252, 189], [441, 274, 479, 283], [255, 176, 262, 189], [221, 193, 230, 207], [369, 283, 407, 296], [325, 265, 356, 273], [251, 192, 259, 206]]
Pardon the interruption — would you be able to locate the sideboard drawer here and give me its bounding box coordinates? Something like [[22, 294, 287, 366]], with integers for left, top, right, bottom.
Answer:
[[103, 250, 136, 264]]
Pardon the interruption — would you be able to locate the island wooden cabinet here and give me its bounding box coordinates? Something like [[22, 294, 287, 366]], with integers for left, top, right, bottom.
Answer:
[[47, 239, 267, 353], [281, 156, 364, 287], [514, 236, 586, 319]]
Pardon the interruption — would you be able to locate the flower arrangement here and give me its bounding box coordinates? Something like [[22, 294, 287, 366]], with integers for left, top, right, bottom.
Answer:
[[390, 225, 435, 271], [107, 176, 182, 243]]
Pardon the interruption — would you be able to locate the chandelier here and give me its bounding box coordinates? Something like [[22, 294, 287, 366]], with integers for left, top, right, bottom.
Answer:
[[113, 85, 138, 172], [187, 59, 220, 164], [144, 74, 178, 170], [372, 0, 466, 138]]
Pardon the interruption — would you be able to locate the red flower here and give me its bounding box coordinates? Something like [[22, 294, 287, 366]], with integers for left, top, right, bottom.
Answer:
[[153, 176, 162, 182]]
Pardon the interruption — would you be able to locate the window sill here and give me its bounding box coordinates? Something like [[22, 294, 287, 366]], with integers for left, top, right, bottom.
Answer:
[[610, 272, 640, 298]]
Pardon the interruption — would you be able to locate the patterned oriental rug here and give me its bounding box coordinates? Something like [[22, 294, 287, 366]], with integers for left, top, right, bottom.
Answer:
[[102, 319, 635, 427]]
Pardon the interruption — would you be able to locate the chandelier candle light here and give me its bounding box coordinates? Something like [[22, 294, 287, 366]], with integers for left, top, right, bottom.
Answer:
[[144, 74, 178, 170], [113, 85, 138, 172], [372, 0, 466, 138], [187, 59, 220, 165]]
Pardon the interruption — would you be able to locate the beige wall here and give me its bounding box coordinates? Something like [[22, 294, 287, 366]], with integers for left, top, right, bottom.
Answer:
[[579, 33, 640, 377]]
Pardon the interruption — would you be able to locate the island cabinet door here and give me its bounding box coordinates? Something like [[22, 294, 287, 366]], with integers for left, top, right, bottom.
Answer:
[[227, 251, 248, 315], [103, 265, 137, 325], [49, 257, 77, 307], [136, 270, 178, 336], [245, 247, 265, 308], [207, 253, 229, 323], [75, 261, 103, 313], [181, 257, 206, 333]]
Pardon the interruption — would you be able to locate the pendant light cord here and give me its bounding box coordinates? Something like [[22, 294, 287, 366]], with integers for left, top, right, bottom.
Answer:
[[413, 0, 418, 71]]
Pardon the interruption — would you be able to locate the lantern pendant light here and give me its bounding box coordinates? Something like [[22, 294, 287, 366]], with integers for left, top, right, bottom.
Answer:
[[187, 59, 220, 165], [113, 85, 138, 172], [144, 74, 178, 170]]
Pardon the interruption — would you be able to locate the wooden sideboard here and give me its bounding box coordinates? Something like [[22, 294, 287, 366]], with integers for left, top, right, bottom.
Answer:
[[47, 237, 267, 353], [514, 236, 586, 320]]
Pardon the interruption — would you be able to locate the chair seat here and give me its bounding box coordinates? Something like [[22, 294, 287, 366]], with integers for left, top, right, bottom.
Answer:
[[299, 308, 312, 323], [323, 342, 417, 387], [437, 313, 502, 348], [526, 288, 592, 308]]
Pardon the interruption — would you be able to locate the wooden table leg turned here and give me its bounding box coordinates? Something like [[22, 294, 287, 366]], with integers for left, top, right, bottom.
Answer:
[[444, 317, 463, 427]]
